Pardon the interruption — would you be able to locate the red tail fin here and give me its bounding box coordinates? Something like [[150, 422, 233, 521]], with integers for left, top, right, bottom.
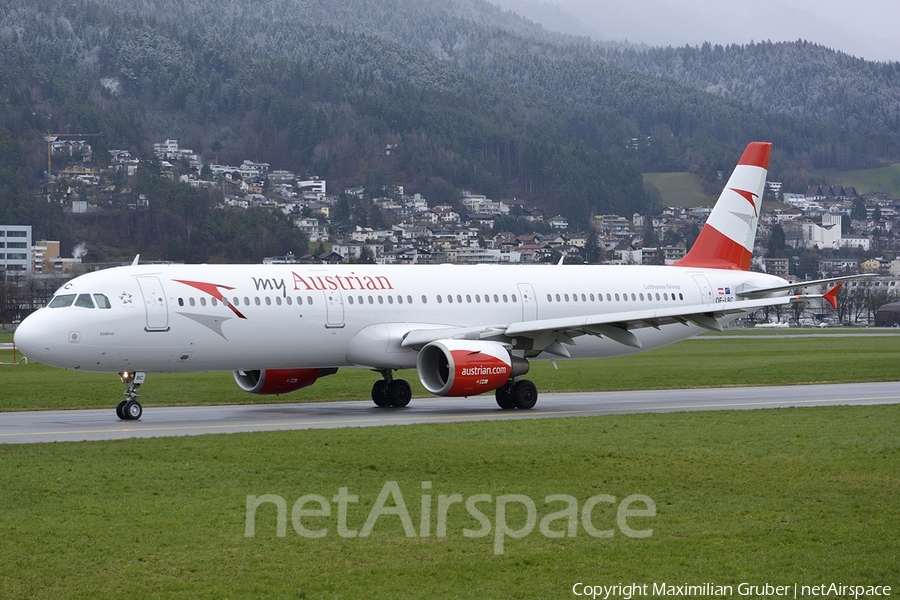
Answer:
[[674, 142, 772, 271]]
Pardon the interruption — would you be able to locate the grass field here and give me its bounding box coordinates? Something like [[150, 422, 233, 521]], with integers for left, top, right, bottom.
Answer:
[[644, 163, 900, 205], [824, 163, 900, 197], [3, 330, 900, 411], [642, 172, 714, 207], [2, 330, 898, 597], [0, 406, 897, 598]]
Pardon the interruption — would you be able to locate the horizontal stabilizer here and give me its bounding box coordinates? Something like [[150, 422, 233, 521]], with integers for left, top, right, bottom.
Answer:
[[823, 285, 842, 310]]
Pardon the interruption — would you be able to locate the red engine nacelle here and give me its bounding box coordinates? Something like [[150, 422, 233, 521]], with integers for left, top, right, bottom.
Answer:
[[416, 340, 529, 397], [233, 367, 337, 395]]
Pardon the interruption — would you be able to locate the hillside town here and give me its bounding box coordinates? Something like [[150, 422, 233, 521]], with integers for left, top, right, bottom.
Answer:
[[5, 138, 900, 326]]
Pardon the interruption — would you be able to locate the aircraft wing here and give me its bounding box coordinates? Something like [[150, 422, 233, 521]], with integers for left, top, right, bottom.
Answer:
[[401, 274, 870, 351], [735, 274, 874, 300], [401, 295, 796, 355]]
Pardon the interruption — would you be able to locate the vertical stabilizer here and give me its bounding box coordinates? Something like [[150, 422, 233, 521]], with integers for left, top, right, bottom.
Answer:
[[674, 142, 771, 270]]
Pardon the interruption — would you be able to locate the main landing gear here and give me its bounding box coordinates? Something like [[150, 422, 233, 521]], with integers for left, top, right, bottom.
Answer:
[[116, 371, 145, 420], [494, 379, 538, 410], [371, 370, 412, 408]]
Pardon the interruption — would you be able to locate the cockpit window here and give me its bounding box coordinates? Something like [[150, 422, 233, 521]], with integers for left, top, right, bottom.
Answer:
[[48, 294, 76, 308], [74, 294, 95, 308], [93, 294, 112, 309], [47, 293, 112, 309]]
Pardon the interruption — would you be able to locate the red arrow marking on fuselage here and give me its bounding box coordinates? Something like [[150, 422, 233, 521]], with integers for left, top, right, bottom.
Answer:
[[174, 279, 247, 319]]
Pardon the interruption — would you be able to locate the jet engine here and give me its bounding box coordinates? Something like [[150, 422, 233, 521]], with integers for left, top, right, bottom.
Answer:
[[416, 340, 529, 397], [233, 367, 338, 395]]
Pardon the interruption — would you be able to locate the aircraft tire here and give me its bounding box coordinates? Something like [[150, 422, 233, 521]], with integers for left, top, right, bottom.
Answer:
[[389, 379, 412, 407], [116, 400, 128, 420], [495, 382, 515, 409], [512, 380, 538, 410], [372, 380, 391, 407], [124, 400, 143, 420]]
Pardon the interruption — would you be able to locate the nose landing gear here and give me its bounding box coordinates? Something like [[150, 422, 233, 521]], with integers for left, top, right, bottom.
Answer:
[[116, 371, 145, 420]]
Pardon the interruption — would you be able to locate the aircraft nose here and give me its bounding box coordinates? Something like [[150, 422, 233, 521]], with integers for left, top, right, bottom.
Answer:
[[13, 310, 52, 361]]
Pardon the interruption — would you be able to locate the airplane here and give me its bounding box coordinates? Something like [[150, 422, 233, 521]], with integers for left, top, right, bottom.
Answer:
[[13, 142, 857, 420]]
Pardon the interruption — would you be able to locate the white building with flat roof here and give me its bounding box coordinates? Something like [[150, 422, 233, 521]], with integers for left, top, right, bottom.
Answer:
[[0, 225, 32, 280], [298, 179, 326, 197]]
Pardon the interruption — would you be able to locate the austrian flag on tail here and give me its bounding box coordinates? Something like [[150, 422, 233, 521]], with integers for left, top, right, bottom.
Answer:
[[675, 142, 772, 271]]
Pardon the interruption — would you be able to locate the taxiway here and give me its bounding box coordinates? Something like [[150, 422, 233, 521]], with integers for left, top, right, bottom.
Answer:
[[0, 381, 897, 444]]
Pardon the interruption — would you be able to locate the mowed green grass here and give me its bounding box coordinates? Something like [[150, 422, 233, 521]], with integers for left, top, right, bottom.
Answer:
[[642, 172, 714, 207], [2, 332, 900, 411], [823, 163, 900, 197], [645, 163, 900, 204], [2, 330, 899, 597], [0, 406, 897, 598]]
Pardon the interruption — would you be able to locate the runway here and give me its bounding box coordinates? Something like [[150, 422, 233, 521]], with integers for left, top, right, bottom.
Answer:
[[1, 381, 898, 444]]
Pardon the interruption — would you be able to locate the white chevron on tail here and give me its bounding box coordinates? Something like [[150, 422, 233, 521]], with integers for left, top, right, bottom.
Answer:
[[674, 142, 771, 271]]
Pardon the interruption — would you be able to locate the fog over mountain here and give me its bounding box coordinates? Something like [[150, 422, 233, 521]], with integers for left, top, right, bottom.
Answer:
[[492, 0, 900, 63]]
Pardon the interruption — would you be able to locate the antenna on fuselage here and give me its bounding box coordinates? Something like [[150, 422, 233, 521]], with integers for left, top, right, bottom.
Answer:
[[132, 254, 140, 266]]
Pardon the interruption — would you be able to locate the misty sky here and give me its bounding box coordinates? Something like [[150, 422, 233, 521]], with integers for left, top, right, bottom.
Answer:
[[496, 0, 900, 63]]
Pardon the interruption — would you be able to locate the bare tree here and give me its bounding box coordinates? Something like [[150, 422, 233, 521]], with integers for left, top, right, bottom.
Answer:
[[790, 299, 808, 324]]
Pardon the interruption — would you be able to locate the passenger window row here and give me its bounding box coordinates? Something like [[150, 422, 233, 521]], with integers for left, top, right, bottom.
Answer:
[[49, 290, 685, 312], [175, 292, 525, 308], [177, 295, 316, 308], [546, 291, 684, 303]]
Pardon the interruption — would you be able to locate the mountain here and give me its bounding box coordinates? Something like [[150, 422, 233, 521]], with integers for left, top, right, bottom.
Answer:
[[1, 0, 657, 229], [78, 0, 900, 156], [495, 0, 900, 64], [2, 0, 900, 259], [602, 41, 900, 136]]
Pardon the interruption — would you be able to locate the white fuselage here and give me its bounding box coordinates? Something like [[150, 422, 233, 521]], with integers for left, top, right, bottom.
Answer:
[[14, 262, 786, 374]]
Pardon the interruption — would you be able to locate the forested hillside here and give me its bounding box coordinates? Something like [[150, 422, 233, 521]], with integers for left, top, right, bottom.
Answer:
[[603, 40, 900, 135], [2, 0, 900, 255], [64, 0, 900, 168], [1, 0, 657, 237]]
